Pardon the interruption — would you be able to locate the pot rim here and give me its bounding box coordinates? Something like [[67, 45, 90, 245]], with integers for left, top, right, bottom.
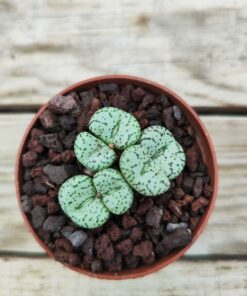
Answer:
[[16, 74, 218, 280]]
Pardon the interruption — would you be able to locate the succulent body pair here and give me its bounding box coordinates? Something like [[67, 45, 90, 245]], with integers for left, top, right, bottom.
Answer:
[[59, 107, 185, 228]]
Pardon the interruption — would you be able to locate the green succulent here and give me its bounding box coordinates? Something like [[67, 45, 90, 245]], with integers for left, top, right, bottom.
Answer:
[[59, 106, 185, 229], [58, 168, 133, 229], [74, 107, 141, 171], [89, 107, 141, 150], [120, 125, 185, 196], [74, 132, 116, 172]]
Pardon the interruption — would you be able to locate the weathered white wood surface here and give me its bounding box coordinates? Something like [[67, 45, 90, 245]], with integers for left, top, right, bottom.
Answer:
[[1, 0, 247, 108], [0, 114, 246, 254], [0, 257, 246, 296]]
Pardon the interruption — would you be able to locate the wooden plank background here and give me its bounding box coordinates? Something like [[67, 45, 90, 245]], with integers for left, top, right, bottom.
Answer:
[[1, 257, 247, 296], [1, 0, 247, 108], [0, 0, 247, 295]]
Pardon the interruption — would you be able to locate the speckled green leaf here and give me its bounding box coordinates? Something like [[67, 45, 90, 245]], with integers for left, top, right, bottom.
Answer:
[[120, 145, 170, 196], [75, 198, 110, 229], [140, 125, 185, 180], [120, 125, 185, 196], [152, 141, 185, 179], [58, 169, 133, 229], [89, 107, 141, 150], [58, 175, 96, 212], [74, 132, 116, 171], [140, 125, 175, 157], [58, 175, 109, 228], [94, 168, 133, 215]]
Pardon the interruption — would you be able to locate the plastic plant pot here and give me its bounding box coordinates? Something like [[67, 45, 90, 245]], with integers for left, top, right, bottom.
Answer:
[[16, 75, 218, 280]]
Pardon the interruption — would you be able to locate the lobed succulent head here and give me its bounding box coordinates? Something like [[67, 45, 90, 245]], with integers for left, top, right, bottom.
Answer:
[[58, 168, 133, 229], [89, 107, 141, 150], [74, 107, 141, 172], [120, 125, 185, 196]]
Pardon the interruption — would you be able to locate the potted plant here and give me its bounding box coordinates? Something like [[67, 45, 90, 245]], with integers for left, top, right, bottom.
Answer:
[[16, 75, 218, 279]]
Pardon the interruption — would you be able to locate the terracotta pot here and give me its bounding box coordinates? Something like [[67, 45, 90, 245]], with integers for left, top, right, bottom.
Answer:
[[16, 75, 218, 280]]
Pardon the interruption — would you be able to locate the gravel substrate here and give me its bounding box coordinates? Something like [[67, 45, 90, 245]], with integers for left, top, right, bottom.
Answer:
[[20, 83, 213, 273]]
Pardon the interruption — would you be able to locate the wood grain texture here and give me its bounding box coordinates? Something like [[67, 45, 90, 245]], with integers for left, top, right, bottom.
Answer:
[[0, 257, 247, 296], [1, 0, 247, 108], [0, 114, 247, 254]]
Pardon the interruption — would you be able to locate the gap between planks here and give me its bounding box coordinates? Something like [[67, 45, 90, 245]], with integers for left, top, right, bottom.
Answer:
[[1, 251, 247, 262], [2, 106, 247, 115]]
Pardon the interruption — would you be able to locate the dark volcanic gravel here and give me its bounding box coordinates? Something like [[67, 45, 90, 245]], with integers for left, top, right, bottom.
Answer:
[[20, 82, 213, 273]]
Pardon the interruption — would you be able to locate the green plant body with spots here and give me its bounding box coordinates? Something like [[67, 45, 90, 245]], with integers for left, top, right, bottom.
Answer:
[[74, 132, 116, 172], [58, 168, 133, 229], [89, 107, 141, 150], [74, 107, 141, 171], [120, 125, 185, 196], [59, 107, 185, 228]]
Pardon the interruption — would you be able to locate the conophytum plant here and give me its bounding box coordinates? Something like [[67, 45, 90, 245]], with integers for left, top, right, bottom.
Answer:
[[120, 125, 185, 196], [58, 107, 185, 228], [74, 107, 141, 171], [59, 168, 133, 229]]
